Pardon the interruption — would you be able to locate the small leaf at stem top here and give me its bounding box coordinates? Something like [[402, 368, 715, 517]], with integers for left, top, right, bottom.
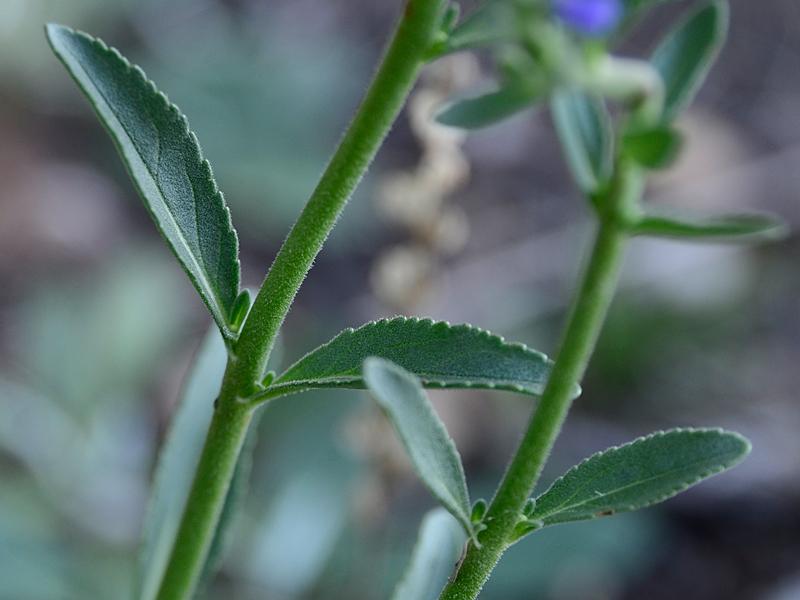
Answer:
[[651, 1, 729, 122], [434, 0, 519, 57], [521, 428, 750, 534], [46, 24, 241, 338], [363, 358, 475, 540]]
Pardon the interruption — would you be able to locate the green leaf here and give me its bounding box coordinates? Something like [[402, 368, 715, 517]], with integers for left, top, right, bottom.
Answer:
[[135, 330, 245, 600], [551, 90, 614, 194], [435, 0, 518, 57], [631, 209, 788, 243], [229, 289, 252, 333], [613, 0, 680, 40], [436, 81, 541, 129], [651, 1, 729, 122], [470, 499, 488, 524], [255, 317, 564, 402], [391, 509, 467, 600], [623, 127, 683, 169], [363, 358, 474, 539], [622, 0, 676, 18], [46, 24, 241, 338], [524, 428, 750, 530]]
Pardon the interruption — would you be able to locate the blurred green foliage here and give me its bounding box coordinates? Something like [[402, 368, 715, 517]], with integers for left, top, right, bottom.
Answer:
[[1, 1, 797, 598]]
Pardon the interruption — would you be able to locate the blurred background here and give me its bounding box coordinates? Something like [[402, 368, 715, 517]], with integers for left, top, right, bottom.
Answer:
[[1, 0, 798, 598]]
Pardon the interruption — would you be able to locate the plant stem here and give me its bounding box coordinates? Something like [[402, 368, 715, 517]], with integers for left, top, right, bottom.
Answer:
[[156, 369, 254, 600], [440, 183, 636, 599], [234, 0, 447, 395], [154, 2, 444, 598]]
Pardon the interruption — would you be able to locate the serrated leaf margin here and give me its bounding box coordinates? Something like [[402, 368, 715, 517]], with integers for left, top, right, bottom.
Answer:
[[253, 316, 567, 402], [529, 427, 750, 525]]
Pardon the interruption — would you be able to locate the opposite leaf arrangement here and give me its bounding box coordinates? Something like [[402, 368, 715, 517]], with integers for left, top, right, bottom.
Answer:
[[45, 0, 786, 599]]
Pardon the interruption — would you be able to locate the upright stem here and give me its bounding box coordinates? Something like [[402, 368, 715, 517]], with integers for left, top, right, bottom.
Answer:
[[440, 187, 635, 599], [154, 2, 444, 598], [234, 0, 446, 394], [155, 368, 253, 600]]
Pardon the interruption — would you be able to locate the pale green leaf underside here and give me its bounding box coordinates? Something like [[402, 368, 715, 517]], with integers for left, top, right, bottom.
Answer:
[[364, 358, 475, 540], [632, 209, 788, 243], [527, 428, 750, 528], [256, 316, 564, 403], [551, 90, 613, 194], [46, 24, 240, 338], [651, 1, 729, 122], [135, 330, 227, 600], [391, 509, 467, 600]]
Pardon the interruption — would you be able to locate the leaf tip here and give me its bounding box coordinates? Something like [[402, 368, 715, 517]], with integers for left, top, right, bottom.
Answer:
[[45, 23, 76, 55], [719, 428, 752, 461]]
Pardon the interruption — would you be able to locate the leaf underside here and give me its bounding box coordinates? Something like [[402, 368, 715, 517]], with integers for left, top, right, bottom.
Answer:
[[651, 1, 729, 122], [46, 24, 240, 338], [527, 428, 750, 528], [391, 509, 467, 600], [258, 316, 565, 402], [551, 90, 613, 194], [364, 358, 475, 540]]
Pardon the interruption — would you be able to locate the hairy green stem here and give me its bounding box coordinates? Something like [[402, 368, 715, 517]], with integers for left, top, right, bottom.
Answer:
[[235, 0, 446, 394], [154, 2, 444, 598], [155, 369, 254, 600], [439, 174, 638, 598]]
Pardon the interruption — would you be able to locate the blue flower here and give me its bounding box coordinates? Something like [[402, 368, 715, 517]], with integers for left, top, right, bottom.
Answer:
[[553, 0, 623, 36]]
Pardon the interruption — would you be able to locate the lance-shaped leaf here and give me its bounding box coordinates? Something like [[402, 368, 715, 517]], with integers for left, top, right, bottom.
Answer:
[[364, 358, 475, 540], [46, 25, 241, 338], [254, 317, 565, 403], [522, 428, 749, 532], [436, 81, 541, 129], [135, 330, 249, 600], [551, 90, 614, 194], [391, 509, 467, 600], [651, 1, 729, 122], [631, 209, 788, 243]]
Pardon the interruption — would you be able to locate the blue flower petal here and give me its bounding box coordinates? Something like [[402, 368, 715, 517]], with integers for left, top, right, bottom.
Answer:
[[553, 0, 623, 36]]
